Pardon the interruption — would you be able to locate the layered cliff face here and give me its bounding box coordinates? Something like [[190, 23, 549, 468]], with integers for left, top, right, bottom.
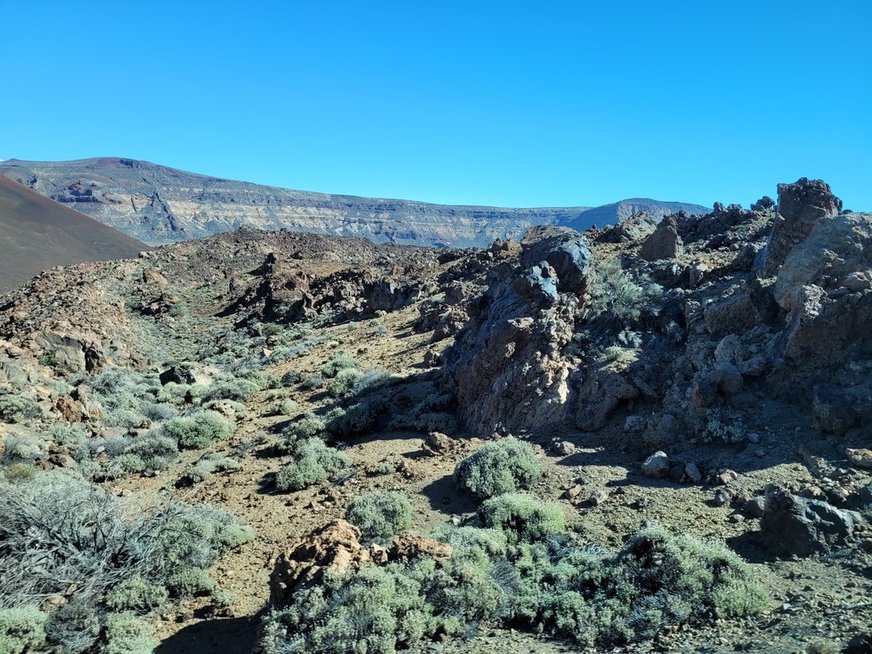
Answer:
[[0, 157, 708, 247]]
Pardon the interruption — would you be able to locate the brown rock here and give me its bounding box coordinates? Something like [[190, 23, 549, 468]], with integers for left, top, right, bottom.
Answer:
[[421, 431, 455, 456], [389, 534, 452, 562], [55, 395, 84, 423], [268, 520, 375, 605]]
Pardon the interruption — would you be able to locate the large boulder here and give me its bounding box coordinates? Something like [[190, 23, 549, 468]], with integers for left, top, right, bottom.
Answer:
[[755, 177, 842, 276], [760, 485, 857, 557], [640, 215, 683, 261], [443, 232, 590, 436]]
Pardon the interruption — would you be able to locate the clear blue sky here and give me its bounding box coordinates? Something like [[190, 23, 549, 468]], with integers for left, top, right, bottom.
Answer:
[[2, 1, 870, 209]]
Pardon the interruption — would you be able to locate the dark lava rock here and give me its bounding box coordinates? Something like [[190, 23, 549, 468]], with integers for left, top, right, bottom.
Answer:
[[760, 485, 856, 557]]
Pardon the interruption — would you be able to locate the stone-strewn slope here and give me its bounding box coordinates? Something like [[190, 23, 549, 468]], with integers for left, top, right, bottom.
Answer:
[[0, 157, 708, 247]]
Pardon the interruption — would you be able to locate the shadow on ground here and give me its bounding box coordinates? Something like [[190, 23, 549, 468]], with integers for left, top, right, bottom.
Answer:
[[155, 615, 260, 654]]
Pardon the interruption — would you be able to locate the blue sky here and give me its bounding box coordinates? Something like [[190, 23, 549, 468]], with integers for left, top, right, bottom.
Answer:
[[2, 1, 870, 209]]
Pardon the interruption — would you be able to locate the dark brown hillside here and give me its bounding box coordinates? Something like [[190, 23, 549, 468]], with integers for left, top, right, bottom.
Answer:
[[0, 176, 148, 293]]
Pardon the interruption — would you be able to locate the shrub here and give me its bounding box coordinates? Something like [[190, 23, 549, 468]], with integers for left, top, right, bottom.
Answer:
[[260, 563, 437, 654], [275, 438, 349, 492], [324, 398, 386, 438], [202, 378, 259, 403], [103, 612, 155, 654], [267, 398, 299, 417], [2, 462, 36, 483], [104, 408, 147, 429], [0, 606, 47, 654], [259, 523, 766, 653], [0, 472, 252, 617], [166, 567, 217, 598], [46, 423, 88, 448], [327, 367, 362, 397], [346, 491, 413, 539], [162, 410, 234, 449], [105, 577, 169, 613], [186, 452, 242, 484], [454, 438, 541, 499], [585, 257, 662, 323], [321, 352, 357, 378], [279, 413, 326, 448], [45, 601, 100, 654], [300, 372, 324, 390], [479, 493, 566, 543], [280, 370, 302, 386], [1, 434, 45, 463], [124, 432, 179, 466], [141, 402, 178, 422], [0, 394, 43, 423]]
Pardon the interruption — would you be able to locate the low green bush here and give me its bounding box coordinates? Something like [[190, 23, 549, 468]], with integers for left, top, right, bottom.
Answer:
[[45, 601, 100, 654], [479, 493, 566, 543], [0, 394, 43, 424], [279, 413, 326, 449], [186, 452, 242, 484], [327, 367, 362, 397], [105, 577, 169, 613], [267, 398, 299, 417], [275, 438, 348, 492], [0, 606, 47, 654], [161, 409, 234, 449], [321, 352, 357, 378], [0, 472, 253, 652], [346, 491, 413, 539], [454, 438, 541, 499], [259, 520, 767, 653], [103, 612, 155, 654]]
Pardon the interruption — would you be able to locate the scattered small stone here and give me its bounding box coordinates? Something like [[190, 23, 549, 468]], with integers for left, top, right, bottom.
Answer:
[[746, 431, 762, 444], [635, 496, 650, 509], [729, 514, 745, 523], [552, 440, 577, 456], [642, 451, 670, 478], [589, 490, 609, 506], [716, 469, 739, 485], [712, 488, 733, 507], [562, 484, 584, 500]]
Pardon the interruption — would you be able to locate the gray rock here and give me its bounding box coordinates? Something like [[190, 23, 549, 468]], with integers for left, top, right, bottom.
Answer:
[[624, 415, 647, 433], [642, 451, 670, 478], [756, 177, 842, 276], [640, 215, 683, 261], [684, 462, 703, 483], [760, 485, 856, 557]]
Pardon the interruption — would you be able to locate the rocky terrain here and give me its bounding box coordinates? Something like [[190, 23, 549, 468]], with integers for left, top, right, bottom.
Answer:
[[0, 178, 869, 654], [0, 157, 708, 247], [0, 176, 148, 293]]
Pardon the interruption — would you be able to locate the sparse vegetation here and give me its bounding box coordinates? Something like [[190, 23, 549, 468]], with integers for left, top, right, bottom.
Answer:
[[454, 437, 541, 499], [161, 409, 234, 449], [0, 471, 252, 652], [346, 491, 413, 539], [275, 438, 349, 491], [585, 257, 662, 323]]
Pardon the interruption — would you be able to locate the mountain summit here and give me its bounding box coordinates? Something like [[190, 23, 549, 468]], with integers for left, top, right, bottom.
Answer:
[[0, 157, 708, 247]]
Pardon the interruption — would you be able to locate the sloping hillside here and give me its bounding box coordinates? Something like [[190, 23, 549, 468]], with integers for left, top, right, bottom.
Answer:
[[0, 158, 709, 247], [0, 176, 148, 294]]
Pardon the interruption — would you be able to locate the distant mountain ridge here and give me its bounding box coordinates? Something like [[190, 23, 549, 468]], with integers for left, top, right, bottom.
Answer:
[[0, 176, 148, 294], [0, 157, 709, 247]]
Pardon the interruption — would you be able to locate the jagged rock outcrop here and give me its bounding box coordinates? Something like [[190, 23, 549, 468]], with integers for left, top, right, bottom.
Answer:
[[443, 228, 590, 436], [756, 177, 843, 276]]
